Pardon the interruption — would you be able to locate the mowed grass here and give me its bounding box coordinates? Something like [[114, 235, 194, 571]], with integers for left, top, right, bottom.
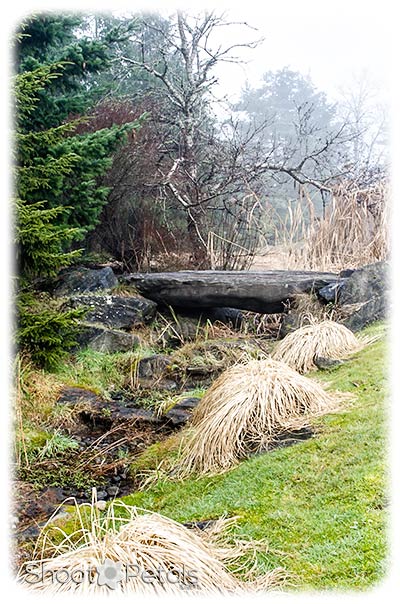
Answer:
[[122, 322, 388, 590]]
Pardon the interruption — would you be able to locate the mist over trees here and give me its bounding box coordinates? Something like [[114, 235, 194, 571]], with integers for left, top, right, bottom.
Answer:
[[13, 10, 388, 364]]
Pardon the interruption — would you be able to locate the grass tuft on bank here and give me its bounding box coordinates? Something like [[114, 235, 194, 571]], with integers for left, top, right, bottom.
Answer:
[[122, 322, 388, 590]]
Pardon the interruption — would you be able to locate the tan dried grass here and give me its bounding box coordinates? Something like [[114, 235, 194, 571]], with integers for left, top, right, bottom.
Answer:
[[177, 357, 347, 476], [256, 180, 388, 272], [273, 320, 366, 373], [17, 498, 284, 594], [14, 354, 64, 470], [15, 354, 63, 424]]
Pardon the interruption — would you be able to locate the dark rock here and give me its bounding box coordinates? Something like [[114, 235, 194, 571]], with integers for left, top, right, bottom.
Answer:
[[80, 402, 163, 428], [58, 387, 100, 406], [175, 317, 200, 340], [338, 261, 388, 305], [160, 316, 201, 345], [163, 397, 201, 427], [158, 308, 244, 348], [57, 387, 163, 428], [279, 312, 303, 338], [205, 307, 243, 327], [107, 486, 119, 497], [69, 294, 157, 330], [137, 355, 171, 378], [75, 324, 140, 353], [342, 295, 387, 332], [318, 281, 344, 304], [314, 356, 344, 370], [252, 427, 314, 456], [183, 519, 216, 531], [157, 309, 244, 348], [273, 426, 314, 448], [334, 262, 388, 331], [124, 270, 339, 314], [96, 490, 108, 500], [53, 266, 118, 297], [339, 268, 355, 278], [171, 397, 200, 410]]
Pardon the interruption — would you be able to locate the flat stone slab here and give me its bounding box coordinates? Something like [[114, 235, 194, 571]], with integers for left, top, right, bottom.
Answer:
[[124, 270, 339, 314]]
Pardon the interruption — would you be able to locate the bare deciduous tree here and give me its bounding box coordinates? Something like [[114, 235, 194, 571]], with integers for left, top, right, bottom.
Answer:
[[117, 10, 262, 264], [103, 12, 375, 268]]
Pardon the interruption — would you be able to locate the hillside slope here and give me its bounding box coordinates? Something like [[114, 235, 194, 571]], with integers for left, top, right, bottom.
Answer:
[[122, 322, 388, 590]]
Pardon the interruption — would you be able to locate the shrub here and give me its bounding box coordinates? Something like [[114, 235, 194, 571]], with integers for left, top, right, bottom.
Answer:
[[16, 293, 85, 369]]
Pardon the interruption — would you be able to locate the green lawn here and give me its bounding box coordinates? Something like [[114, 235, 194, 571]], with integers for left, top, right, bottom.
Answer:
[[122, 322, 388, 590]]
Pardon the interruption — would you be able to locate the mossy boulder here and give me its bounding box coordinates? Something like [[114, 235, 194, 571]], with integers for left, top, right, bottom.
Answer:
[[53, 266, 118, 297], [69, 295, 157, 330]]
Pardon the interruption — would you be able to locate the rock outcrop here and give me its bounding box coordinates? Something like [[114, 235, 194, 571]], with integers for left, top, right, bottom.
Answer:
[[75, 325, 141, 353], [338, 262, 388, 331]]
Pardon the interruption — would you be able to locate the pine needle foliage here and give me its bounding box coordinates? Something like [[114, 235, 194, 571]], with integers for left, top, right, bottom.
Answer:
[[15, 199, 81, 278], [13, 16, 143, 367], [13, 63, 84, 278], [13, 64, 85, 365], [16, 293, 85, 369]]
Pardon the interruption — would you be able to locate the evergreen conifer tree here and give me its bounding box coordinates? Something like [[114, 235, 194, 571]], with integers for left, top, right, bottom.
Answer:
[[15, 14, 142, 236], [13, 14, 143, 366]]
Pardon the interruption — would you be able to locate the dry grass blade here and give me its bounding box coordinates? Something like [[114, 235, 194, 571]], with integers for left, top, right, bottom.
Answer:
[[17, 498, 284, 594], [177, 357, 348, 476], [272, 320, 369, 373]]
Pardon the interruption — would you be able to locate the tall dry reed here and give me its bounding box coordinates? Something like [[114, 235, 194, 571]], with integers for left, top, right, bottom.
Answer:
[[258, 180, 388, 272]]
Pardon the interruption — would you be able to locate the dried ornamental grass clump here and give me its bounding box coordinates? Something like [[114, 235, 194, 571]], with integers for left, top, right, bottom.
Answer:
[[17, 499, 284, 594], [178, 357, 348, 476], [273, 320, 367, 373]]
